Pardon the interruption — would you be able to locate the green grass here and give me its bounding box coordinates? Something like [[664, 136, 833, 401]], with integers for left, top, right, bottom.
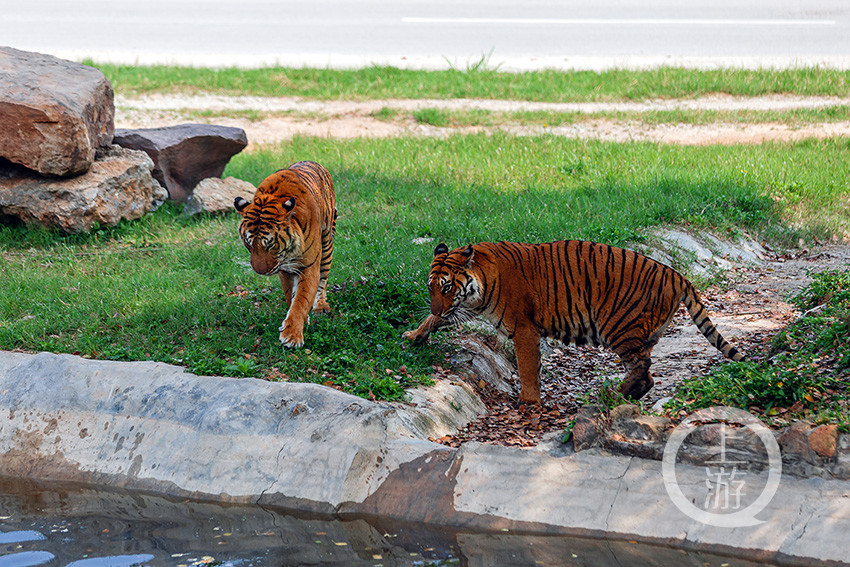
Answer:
[[404, 106, 850, 128], [665, 270, 850, 430], [2, 135, 849, 400], [225, 135, 850, 254], [93, 63, 850, 101], [0, 207, 440, 401]]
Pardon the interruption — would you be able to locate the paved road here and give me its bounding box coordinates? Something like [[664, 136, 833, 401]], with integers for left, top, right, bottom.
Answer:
[[2, 0, 849, 69]]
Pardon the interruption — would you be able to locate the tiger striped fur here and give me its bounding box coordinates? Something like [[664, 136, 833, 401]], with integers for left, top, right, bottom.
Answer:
[[403, 240, 744, 403], [234, 161, 336, 348]]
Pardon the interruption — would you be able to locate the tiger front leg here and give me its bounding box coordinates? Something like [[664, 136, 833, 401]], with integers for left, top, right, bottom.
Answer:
[[513, 326, 542, 404], [402, 314, 444, 344], [279, 266, 321, 349]]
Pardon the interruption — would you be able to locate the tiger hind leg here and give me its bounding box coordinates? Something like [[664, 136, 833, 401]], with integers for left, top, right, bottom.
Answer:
[[614, 343, 655, 400], [313, 280, 331, 314], [313, 211, 336, 315], [617, 357, 653, 400]]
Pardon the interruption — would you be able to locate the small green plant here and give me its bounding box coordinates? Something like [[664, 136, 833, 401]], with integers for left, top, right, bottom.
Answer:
[[596, 378, 634, 413], [413, 108, 450, 127], [370, 106, 399, 121], [791, 269, 850, 312], [562, 418, 576, 442], [225, 357, 260, 378], [560, 158, 586, 176], [670, 361, 829, 412]]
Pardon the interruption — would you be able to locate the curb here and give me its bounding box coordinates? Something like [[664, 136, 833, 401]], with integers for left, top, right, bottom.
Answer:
[[1, 351, 848, 565]]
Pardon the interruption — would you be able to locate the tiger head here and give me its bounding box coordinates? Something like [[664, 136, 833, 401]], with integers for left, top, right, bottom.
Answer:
[[234, 170, 305, 276], [426, 243, 483, 323]]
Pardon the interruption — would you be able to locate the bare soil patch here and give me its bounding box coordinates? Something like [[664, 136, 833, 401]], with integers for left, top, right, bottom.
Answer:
[[115, 94, 850, 148]]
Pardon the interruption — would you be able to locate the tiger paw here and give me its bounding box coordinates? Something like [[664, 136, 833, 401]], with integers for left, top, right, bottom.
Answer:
[[279, 324, 305, 348], [402, 329, 427, 344]]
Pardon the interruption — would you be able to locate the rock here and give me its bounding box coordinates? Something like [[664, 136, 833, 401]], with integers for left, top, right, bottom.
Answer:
[[776, 421, 817, 464], [113, 124, 248, 202], [651, 396, 672, 412], [808, 424, 839, 459], [182, 176, 256, 216], [607, 403, 639, 421], [0, 351, 468, 511], [638, 227, 765, 277], [615, 415, 672, 442], [0, 47, 114, 177], [0, 145, 167, 234], [572, 405, 603, 451], [688, 422, 748, 447], [450, 334, 518, 396]]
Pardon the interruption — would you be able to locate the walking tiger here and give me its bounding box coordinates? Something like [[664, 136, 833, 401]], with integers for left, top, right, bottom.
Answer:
[[403, 240, 744, 403], [235, 161, 336, 348]]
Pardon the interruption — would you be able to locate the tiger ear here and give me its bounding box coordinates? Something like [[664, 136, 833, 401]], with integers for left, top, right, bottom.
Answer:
[[234, 196, 250, 213], [282, 197, 296, 212], [433, 243, 449, 257], [461, 244, 475, 265]]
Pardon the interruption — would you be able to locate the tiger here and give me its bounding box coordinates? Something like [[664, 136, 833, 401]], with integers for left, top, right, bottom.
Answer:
[[234, 160, 336, 348], [403, 240, 744, 404]]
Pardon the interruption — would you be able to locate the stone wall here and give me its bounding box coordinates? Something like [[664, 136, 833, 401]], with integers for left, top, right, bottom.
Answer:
[[573, 404, 849, 480]]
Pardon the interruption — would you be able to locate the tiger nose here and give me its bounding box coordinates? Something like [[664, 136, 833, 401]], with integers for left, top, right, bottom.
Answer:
[[430, 295, 443, 316], [250, 241, 275, 274], [250, 253, 273, 275]]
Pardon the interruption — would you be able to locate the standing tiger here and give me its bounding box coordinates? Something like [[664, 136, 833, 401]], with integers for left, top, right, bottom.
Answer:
[[403, 240, 744, 404], [234, 161, 336, 348]]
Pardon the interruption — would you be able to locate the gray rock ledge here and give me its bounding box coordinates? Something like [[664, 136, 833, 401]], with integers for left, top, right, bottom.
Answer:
[[0, 351, 848, 566]]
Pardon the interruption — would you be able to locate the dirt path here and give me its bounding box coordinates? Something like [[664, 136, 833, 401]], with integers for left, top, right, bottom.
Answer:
[[115, 93, 850, 147]]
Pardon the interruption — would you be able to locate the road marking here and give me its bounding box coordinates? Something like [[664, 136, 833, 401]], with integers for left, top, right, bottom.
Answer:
[[402, 17, 836, 26]]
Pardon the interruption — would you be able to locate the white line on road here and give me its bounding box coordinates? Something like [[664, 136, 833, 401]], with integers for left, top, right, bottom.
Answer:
[[402, 17, 836, 26]]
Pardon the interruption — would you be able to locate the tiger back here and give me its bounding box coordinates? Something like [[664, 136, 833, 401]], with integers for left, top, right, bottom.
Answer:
[[403, 240, 743, 403], [235, 160, 336, 348]]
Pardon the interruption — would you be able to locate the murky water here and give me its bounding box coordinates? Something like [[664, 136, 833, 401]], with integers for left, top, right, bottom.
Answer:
[[1, 477, 789, 567]]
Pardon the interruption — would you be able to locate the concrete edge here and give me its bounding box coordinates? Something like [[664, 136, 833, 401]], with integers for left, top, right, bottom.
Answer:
[[0, 350, 848, 565]]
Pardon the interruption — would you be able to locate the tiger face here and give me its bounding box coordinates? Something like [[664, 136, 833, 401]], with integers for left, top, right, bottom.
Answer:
[[426, 243, 482, 324], [234, 175, 304, 276]]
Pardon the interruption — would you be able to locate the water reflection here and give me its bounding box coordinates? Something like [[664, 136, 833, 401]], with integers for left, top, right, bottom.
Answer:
[[1, 477, 786, 567]]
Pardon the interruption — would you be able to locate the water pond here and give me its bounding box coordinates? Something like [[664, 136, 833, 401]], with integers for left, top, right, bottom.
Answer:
[[1, 477, 787, 567]]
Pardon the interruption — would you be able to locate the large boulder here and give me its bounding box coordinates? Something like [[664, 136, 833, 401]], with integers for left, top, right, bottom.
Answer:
[[0, 145, 167, 234], [113, 124, 248, 202], [182, 176, 256, 216], [0, 47, 114, 177]]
